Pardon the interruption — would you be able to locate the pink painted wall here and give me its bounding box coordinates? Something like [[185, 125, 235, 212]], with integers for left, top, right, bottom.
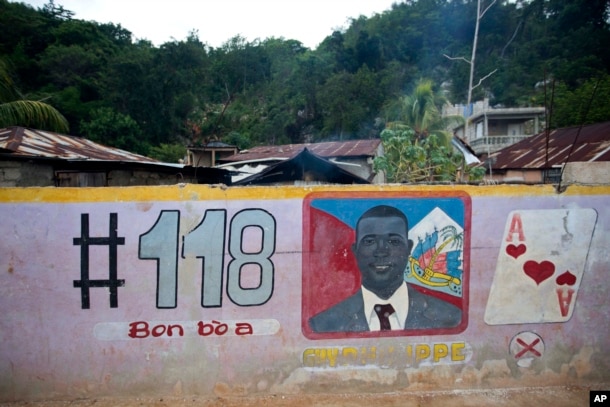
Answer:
[[0, 185, 608, 401]]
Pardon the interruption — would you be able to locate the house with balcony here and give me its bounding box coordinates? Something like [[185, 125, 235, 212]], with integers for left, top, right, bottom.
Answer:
[[443, 99, 545, 157]]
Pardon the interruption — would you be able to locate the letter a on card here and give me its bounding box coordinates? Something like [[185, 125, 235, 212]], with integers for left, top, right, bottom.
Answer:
[[484, 208, 597, 325]]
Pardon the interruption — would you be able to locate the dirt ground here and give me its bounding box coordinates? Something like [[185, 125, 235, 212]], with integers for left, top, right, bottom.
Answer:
[[0, 385, 598, 407]]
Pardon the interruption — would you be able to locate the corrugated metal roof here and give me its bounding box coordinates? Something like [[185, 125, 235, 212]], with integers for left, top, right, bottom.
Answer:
[[491, 121, 610, 169], [0, 127, 159, 163], [220, 139, 381, 162]]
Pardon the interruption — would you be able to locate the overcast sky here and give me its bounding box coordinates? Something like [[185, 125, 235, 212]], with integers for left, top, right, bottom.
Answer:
[[14, 0, 400, 49]]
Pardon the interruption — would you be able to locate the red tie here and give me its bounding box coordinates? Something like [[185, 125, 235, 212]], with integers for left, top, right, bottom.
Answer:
[[374, 304, 395, 330]]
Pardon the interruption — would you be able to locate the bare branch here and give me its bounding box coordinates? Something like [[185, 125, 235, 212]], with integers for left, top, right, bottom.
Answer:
[[501, 20, 522, 58], [480, 0, 497, 18], [472, 69, 498, 90], [443, 54, 472, 65]]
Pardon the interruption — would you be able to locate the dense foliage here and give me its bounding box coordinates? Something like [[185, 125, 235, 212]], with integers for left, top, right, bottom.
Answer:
[[374, 128, 483, 182], [0, 58, 68, 131], [1, 0, 609, 161], [374, 79, 485, 182]]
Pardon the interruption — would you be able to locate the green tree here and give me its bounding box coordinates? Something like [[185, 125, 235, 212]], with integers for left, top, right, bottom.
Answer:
[[223, 131, 253, 150], [318, 31, 357, 73], [103, 33, 210, 145], [2, 0, 609, 154], [536, 74, 610, 129], [80, 107, 146, 155], [374, 127, 484, 183], [317, 66, 383, 139], [383, 79, 459, 145], [0, 59, 68, 131], [40, 0, 74, 21], [149, 143, 186, 163], [375, 79, 484, 183]]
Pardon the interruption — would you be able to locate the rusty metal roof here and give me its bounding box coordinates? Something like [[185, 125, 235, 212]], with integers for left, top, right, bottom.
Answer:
[[490, 121, 610, 169], [0, 127, 159, 162], [219, 139, 381, 162]]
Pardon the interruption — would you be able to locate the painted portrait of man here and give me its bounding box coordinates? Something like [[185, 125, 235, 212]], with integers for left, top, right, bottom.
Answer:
[[302, 193, 469, 338]]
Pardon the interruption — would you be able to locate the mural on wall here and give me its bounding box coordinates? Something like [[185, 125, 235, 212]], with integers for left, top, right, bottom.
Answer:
[[0, 198, 306, 342], [509, 331, 545, 368], [72, 208, 278, 312], [484, 208, 598, 325], [302, 191, 470, 339], [2, 185, 610, 401]]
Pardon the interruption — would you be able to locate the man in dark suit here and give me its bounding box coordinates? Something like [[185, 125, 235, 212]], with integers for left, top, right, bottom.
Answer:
[[308, 205, 462, 333]]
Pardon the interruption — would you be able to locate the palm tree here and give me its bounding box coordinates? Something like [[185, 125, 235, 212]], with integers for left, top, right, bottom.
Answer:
[[0, 59, 69, 132], [375, 79, 482, 183], [384, 78, 462, 144]]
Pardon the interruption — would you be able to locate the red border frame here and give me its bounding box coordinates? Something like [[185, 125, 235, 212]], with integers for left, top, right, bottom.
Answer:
[[301, 190, 471, 340]]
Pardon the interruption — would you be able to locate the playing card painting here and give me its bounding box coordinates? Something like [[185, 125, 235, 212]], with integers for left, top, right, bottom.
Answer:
[[484, 208, 598, 325]]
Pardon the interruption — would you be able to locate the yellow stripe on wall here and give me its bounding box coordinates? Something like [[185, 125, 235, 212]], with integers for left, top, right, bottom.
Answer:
[[0, 184, 608, 204]]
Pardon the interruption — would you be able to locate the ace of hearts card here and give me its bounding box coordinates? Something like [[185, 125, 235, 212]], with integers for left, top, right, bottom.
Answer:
[[484, 208, 597, 325]]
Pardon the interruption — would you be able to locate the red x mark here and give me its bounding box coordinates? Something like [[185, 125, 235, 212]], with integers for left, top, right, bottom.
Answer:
[[515, 337, 541, 358]]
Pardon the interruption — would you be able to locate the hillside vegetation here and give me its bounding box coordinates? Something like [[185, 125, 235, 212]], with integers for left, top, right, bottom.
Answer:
[[1, 0, 609, 160]]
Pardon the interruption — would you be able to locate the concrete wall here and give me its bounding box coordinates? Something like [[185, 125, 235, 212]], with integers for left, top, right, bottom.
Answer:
[[0, 184, 608, 401], [106, 169, 187, 186], [563, 162, 610, 185], [490, 169, 544, 184], [0, 161, 196, 187], [0, 160, 55, 187]]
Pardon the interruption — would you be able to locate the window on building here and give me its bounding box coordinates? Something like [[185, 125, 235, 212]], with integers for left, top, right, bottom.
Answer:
[[544, 167, 562, 184]]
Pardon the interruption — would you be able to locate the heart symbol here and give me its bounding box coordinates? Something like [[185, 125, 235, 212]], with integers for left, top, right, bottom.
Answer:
[[523, 260, 555, 285], [506, 244, 526, 259], [556, 270, 577, 286]]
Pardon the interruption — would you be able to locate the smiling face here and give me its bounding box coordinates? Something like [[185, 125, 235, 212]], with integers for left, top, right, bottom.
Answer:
[[352, 211, 412, 299]]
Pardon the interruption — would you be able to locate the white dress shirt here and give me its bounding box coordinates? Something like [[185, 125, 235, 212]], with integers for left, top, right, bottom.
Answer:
[[361, 282, 410, 331]]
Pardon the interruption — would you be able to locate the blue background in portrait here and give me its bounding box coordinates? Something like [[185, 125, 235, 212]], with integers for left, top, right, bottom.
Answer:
[[310, 197, 465, 229]]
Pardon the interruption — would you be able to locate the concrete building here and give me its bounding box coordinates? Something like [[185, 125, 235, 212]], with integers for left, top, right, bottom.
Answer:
[[444, 98, 545, 156], [185, 141, 239, 167]]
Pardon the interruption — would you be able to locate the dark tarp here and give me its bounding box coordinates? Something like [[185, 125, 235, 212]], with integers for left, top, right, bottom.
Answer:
[[233, 148, 370, 186]]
